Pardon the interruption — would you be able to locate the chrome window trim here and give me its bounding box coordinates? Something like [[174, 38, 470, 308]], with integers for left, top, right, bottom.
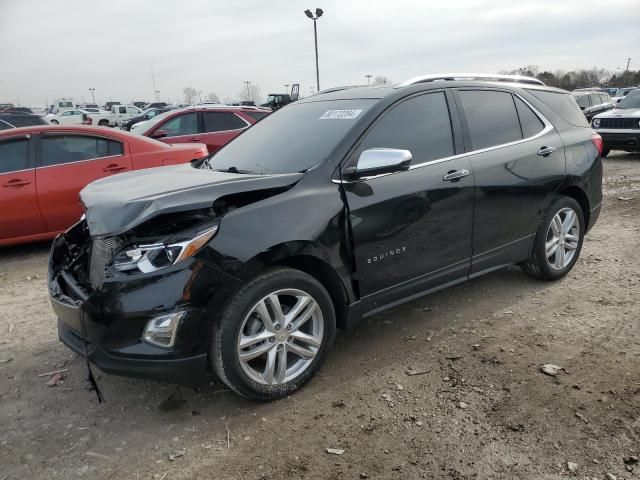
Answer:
[[154, 112, 250, 139], [333, 91, 553, 184], [37, 153, 125, 170]]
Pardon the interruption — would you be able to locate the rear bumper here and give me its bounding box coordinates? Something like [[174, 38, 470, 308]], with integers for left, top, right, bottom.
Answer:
[[598, 132, 640, 151]]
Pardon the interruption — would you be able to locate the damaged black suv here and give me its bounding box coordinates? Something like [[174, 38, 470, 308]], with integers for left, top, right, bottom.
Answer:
[[49, 74, 603, 401]]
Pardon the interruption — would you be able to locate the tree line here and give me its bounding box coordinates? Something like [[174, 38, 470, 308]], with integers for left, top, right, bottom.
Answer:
[[501, 65, 640, 91]]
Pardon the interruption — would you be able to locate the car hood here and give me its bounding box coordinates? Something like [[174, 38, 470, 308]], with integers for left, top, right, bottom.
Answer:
[[594, 107, 640, 119], [80, 163, 303, 236], [130, 119, 151, 134]]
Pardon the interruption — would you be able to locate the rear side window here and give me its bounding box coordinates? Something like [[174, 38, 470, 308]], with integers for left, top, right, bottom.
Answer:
[[0, 138, 29, 173], [459, 91, 522, 150], [589, 93, 601, 106], [514, 97, 545, 138], [243, 111, 270, 122], [118, 106, 127, 114], [599, 93, 609, 103], [0, 115, 45, 127], [526, 90, 589, 127], [41, 135, 122, 167], [360, 92, 454, 163], [160, 113, 198, 136], [203, 112, 247, 132]]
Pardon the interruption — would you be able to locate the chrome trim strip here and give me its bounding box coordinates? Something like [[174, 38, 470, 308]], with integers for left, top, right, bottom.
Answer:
[[333, 92, 554, 184], [37, 154, 125, 170], [594, 128, 640, 134]]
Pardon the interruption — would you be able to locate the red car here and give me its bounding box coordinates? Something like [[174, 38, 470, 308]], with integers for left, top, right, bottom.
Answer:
[[131, 105, 271, 154], [0, 125, 208, 246]]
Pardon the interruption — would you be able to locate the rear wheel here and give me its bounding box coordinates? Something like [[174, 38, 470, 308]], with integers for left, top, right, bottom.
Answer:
[[212, 268, 336, 401], [522, 196, 584, 281], [49, 119, 59, 125], [601, 148, 610, 158], [98, 119, 109, 127]]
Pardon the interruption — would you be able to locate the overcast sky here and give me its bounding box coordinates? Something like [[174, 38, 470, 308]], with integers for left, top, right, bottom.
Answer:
[[1, 0, 638, 106]]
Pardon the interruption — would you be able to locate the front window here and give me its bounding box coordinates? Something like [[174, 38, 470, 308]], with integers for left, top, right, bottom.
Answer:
[[616, 90, 640, 109], [207, 99, 376, 175]]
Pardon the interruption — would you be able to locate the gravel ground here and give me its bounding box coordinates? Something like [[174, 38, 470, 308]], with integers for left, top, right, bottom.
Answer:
[[1, 153, 639, 480]]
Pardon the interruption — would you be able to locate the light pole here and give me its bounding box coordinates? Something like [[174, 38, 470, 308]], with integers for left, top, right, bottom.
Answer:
[[155, 90, 160, 101], [304, 8, 323, 92], [244, 80, 251, 102], [365, 75, 372, 85], [284, 84, 290, 92], [89, 88, 96, 104]]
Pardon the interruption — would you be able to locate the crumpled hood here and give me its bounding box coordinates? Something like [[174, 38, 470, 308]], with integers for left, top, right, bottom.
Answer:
[[594, 107, 640, 119], [80, 164, 302, 236]]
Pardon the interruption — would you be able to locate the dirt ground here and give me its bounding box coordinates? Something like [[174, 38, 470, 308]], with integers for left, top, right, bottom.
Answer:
[[1, 153, 639, 480]]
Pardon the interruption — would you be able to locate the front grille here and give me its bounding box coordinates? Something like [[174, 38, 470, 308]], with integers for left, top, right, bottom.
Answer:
[[89, 237, 122, 288], [599, 117, 639, 129]]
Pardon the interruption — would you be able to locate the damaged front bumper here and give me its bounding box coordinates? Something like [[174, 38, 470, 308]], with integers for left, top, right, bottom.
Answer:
[[48, 220, 241, 384]]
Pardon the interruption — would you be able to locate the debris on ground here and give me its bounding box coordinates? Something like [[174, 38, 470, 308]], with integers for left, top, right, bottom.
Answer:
[[575, 412, 588, 423], [46, 372, 65, 387], [540, 364, 568, 376], [457, 401, 469, 409], [168, 449, 186, 461], [405, 368, 431, 376], [623, 455, 638, 465], [605, 473, 617, 480], [326, 448, 345, 455], [566, 461, 578, 473]]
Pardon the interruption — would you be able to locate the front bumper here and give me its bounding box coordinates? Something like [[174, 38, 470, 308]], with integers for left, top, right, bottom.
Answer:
[[597, 131, 640, 152], [48, 225, 241, 384]]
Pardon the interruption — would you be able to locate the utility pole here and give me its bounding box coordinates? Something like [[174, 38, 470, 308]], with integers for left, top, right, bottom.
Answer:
[[304, 9, 324, 92], [151, 67, 159, 100], [626, 57, 631, 72], [284, 84, 290, 92], [244, 81, 251, 101], [365, 74, 372, 85], [89, 88, 96, 104]]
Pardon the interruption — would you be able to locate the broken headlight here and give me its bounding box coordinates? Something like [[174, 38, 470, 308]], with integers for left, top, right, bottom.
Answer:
[[113, 223, 218, 273]]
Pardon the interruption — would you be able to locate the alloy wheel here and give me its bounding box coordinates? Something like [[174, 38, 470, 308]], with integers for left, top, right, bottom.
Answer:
[[237, 289, 324, 385], [545, 207, 580, 270]]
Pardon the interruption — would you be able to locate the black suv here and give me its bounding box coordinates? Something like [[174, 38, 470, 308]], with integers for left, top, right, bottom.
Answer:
[[571, 90, 615, 121], [49, 74, 603, 401], [0, 112, 47, 130]]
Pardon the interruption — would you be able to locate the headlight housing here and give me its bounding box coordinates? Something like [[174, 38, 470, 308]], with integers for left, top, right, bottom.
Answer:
[[113, 223, 218, 273], [592, 118, 601, 128]]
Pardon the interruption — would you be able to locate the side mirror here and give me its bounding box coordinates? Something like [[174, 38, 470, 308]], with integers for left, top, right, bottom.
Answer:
[[343, 148, 412, 179], [151, 129, 167, 139]]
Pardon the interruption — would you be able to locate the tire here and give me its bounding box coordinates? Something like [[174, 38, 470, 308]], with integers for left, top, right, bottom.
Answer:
[[522, 196, 585, 281], [98, 120, 109, 127], [212, 268, 336, 401], [50, 120, 59, 125], [601, 148, 610, 158]]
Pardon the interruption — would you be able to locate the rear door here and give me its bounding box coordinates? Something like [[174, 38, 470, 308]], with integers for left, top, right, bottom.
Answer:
[[200, 111, 249, 153], [59, 110, 84, 125], [154, 112, 200, 146], [343, 91, 474, 308], [35, 133, 133, 232], [454, 89, 565, 274], [0, 135, 46, 241]]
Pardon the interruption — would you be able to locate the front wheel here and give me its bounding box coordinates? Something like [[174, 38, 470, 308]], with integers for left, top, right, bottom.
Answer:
[[212, 268, 336, 401], [49, 119, 59, 125], [522, 196, 584, 281], [98, 120, 109, 127]]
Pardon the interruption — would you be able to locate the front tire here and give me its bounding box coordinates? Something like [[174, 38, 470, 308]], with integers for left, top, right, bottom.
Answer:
[[98, 120, 109, 127], [522, 196, 585, 281], [50, 119, 59, 125], [212, 268, 336, 401]]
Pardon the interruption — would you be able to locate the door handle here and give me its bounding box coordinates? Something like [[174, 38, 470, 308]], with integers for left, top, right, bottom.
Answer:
[[443, 169, 470, 182], [189, 138, 202, 142], [537, 146, 557, 157], [3, 179, 31, 187], [103, 164, 127, 172]]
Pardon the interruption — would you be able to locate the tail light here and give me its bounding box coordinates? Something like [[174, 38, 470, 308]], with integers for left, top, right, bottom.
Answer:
[[590, 133, 603, 155]]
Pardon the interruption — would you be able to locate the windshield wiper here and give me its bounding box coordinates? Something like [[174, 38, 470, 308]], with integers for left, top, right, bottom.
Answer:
[[214, 166, 262, 175]]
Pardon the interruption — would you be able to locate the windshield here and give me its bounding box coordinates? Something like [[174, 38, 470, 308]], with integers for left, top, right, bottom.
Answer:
[[139, 108, 185, 130], [572, 94, 590, 108], [59, 102, 73, 108], [616, 90, 640, 109], [265, 95, 276, 103], [206, 99, 376, 175]]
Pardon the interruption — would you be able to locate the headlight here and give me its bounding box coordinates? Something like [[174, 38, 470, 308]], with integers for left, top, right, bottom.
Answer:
[[113, 224, 218, 273], [592, 118, 601, 128]]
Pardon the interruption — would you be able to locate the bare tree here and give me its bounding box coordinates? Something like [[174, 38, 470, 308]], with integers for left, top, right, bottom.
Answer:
[[372, 76, 391, 85], [206, 92, 220, 103], [238, 84, 262, 105], [183, 87, 198, 104]]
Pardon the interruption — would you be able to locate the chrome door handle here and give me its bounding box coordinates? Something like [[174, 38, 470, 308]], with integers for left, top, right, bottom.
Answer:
[[537, 146, 556, 157], [443, 169, 470, 182]]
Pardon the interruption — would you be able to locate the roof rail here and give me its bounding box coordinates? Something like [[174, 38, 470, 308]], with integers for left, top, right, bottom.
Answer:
[[396, 73, 545, 88]]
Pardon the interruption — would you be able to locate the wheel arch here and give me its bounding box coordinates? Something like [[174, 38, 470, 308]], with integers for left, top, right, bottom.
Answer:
[[558, 185, 590, 229]]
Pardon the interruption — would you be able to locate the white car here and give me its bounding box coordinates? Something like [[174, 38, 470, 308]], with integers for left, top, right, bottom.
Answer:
[[45, 109, 117, 127], [110, 104, 143, 126], [591, 89, 640, 157]]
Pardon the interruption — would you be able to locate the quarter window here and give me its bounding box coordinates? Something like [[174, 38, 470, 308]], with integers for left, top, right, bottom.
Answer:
[[160, 113, 198, 136], [589, 93, 601, 106], [41, 135, 123, 167], [459, 91, 522, 150], [0, 138, 29, 173], [514, 97, 545, 138], [359, 92, 454, 163], [203, 112, 247, 132]]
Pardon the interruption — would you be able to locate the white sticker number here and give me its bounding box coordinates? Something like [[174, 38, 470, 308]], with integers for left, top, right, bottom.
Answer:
[[319, 109, 363, 120]]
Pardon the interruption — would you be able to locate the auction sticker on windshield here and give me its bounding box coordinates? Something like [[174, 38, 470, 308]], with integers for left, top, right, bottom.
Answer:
[[319, 109, 363, 120]]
